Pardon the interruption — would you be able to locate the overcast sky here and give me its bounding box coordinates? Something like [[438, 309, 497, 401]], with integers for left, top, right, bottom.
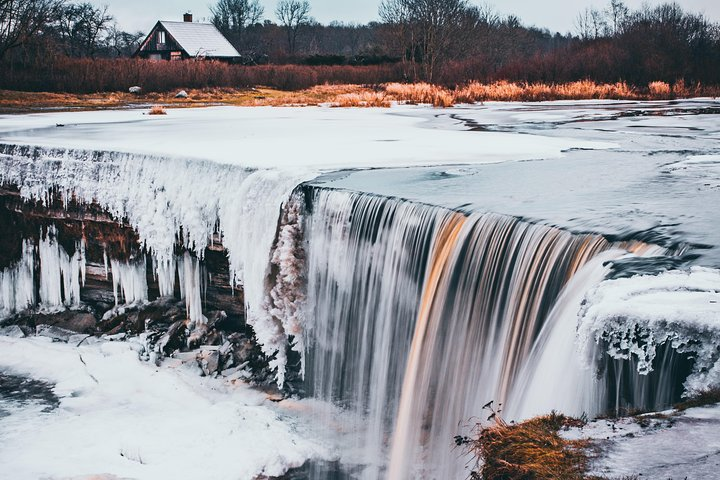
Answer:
[[98, 0, 720, 35]]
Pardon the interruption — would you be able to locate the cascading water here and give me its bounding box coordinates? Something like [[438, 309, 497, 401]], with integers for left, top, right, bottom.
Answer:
[[299, 188, 691, 479], [303, 188, 453, 478]]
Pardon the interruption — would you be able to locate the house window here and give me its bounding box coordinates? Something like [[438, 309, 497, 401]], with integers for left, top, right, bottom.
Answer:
[[157, 31, 166, 47], [170, 51, 182, 61]]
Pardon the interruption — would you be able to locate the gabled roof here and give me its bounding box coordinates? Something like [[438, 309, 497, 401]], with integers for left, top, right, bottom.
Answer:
[[158, 21, 240, 58]]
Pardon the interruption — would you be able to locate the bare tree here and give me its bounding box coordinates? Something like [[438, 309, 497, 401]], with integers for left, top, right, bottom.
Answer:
[[575, 7, 607, 39], [0, 0, 64, 59], [379, 0, 469, 81], [57, 2, 112, 57], [103, 22, 143, 57], [211, 0, 264, 42], [606, 0, 628, 36], [276, 0, 311, 55]]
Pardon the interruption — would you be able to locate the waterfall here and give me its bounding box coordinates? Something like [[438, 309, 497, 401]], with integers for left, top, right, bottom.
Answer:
[[304, 188, 454, 478], [386, 213, 610, 478], [300, 188, 690, 479]]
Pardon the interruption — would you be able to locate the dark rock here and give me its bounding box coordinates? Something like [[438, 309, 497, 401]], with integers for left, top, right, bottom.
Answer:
[[205, 310, 227, 330], [157, 320, 187, 355], [46, 311, 97, 334], [36, 324, 75, 342], [228, 333, 255, 365], [98, 313, 127, 335], [9, 310, 97, 335], [0, 325, 25, 338], [198, 350, 220, 376], [187, 323, 209, 350]]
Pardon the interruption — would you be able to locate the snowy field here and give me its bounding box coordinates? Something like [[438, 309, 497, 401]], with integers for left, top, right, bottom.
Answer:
[[0, 334, 331, 480], [1, 100, 719, 479]]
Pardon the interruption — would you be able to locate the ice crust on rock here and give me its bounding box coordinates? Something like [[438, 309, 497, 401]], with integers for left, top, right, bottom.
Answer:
[[0, 143, 314, 385], [579, 267, 720, 395]]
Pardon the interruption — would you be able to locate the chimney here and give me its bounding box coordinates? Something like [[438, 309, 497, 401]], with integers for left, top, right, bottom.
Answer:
[[183, 12, 193, 22]]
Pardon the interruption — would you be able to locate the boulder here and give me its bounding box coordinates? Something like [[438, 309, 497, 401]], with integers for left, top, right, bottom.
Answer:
[[0, 325, 25, 338], [36, 324, 75, 342], [198, 350, 220, 376], [157, 319, 187, 355], [129, 86, 142, 94], [44, 311, 97, 334], [175, 90, 188, 99]]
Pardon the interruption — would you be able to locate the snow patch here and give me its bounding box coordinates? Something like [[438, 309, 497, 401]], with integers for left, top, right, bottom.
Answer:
[[0, 335, 330, 479]]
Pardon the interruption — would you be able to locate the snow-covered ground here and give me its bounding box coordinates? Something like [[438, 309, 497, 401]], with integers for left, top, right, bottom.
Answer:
[[0, 334, 331, 480], [564, 405, 720, 479], [0, 105, 612, 169]]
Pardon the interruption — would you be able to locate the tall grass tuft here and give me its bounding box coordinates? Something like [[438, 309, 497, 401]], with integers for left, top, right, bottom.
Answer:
[[648, 81, 672, 98], [458, 406, 590, 480]]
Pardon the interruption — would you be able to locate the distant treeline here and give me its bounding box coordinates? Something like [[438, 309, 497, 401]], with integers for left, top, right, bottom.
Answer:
[[0, 0, 718, 92]]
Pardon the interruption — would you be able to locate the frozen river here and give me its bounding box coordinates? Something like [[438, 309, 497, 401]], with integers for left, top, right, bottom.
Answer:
[[1, 99, 719, 479]]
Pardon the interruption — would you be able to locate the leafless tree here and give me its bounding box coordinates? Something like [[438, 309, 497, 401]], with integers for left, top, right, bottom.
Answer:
[[56, 2, 112, 57], [0, 0, 64, 59], [276, 0, 311, 55], [379, 0, 469, 81], [606, 0, 628, 36], [211, 0, 264, 42], [575, 7, 607, 40], [103, 23, 143, 57]]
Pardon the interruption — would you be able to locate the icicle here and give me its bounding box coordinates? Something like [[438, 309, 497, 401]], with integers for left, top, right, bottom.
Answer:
[[110, 257, 148, 306], [154, 255, 176, 298], [0, 240, 36, 318], [180, 252, 206, 325], [38, 226, 84, 308]]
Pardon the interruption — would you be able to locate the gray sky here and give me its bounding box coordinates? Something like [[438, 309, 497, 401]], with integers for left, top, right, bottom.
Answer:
[[98, 0, 720, 35]]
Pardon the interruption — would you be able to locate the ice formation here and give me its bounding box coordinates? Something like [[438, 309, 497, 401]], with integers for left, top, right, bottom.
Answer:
[[110, 258, 149, 306], [0, 241, 35, 317], [177, 252, 206, 325], [0, 144, 316, 384], [578, 267, 720, 395], [153, 256, 176, 298], [38, 226, 86, 308], [263, 193, 307, 381]]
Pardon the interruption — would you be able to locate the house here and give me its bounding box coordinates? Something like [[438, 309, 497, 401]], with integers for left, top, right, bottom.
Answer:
[[134, 14, 240, 61]]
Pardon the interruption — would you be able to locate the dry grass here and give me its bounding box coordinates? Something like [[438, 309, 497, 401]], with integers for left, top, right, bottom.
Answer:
[[383, 80, 640, 105], [0, 85, 379, 112], [1, 79, 716, 114], [384, 82, 455, 107], [674, 388, 720, 412], [648, 81, 672, 97], [332, 92, 391, 108], [148, 105, 167, 115], [463, 411, 590, 480]]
